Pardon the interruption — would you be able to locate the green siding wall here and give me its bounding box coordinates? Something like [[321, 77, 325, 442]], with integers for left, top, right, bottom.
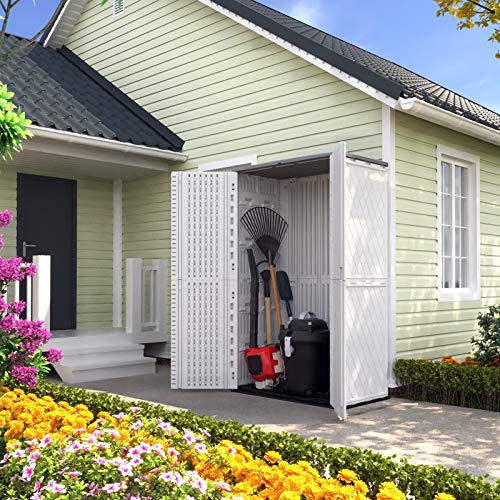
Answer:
[[395, 112, 500, 360], [66, 0, 382, 165], [0, 167, 114, 330]]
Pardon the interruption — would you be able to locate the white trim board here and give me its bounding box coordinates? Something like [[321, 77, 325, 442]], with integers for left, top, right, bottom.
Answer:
[[382, 104, 397, 387], [113, 179, 123, 328]]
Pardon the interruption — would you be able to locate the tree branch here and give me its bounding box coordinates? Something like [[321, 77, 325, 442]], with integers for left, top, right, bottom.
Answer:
[[468, 1, 495, 14], [0, 1, 63, 62], [0, 0, 13, 55]]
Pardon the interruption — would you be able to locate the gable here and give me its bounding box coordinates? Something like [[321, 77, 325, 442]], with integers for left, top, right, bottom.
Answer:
[[64, 0, 384, 165]]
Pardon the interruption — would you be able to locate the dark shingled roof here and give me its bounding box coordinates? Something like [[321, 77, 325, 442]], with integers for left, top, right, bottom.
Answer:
[[0, 34, 184, 152], [212, 0, 500, 131]]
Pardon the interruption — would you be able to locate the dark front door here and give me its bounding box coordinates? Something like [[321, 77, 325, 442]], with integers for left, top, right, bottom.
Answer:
[[17, 174, 77, 330]]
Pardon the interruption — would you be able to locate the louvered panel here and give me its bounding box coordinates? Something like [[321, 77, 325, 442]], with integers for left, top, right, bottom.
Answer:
[[171, 172, 238, 389]]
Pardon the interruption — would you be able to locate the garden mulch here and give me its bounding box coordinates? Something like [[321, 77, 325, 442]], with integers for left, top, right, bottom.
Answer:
[[50, 363, 500, 480]]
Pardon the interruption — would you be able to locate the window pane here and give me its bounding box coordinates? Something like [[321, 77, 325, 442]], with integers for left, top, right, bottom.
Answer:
[[455, 228, 461, 257], [455, 196, 461, 227], [442, 162, 452, 194], [461, 228, 468, 258], [442, 194, 452, 225], [443, 257, 452, 288], [461, 167, 468, 198], [455, 258, 461, 288], [461, 258, 468, 288], [443, 226, 451, 257], [461, 197, 468, 227]]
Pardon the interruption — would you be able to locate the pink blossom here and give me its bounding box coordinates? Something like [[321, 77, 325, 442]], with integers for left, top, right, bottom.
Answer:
[[93, 457, 107, 466], [0, 210, 12, 228], [194, 443, 207, 454], [21, 464, 35, 482], [102, 482, 125, 493], [118, 463, 133, 477], [28, 451, 41, 463], [216, 481, 231, 492], [199, 428, 211, 437], [8, 300, 26, 316], [191, 477, 208, 494], [130, 420, 143, 430], [39, 435, 52, 448], [182, 429, 196, 444], [46, 348, 63, 363], [0, 296, 6, 314], [10, 365, 39, 388], [42, 479, 66, 494], [159, 471, 184, 486]]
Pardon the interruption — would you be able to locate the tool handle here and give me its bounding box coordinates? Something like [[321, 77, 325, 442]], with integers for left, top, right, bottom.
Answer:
[[269, 262, 283, 328], [264, 297, 272, 344]]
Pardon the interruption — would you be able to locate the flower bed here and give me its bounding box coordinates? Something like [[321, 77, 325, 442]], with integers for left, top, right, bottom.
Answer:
[[0, 387, 441, 500], [5, 382, 499, 500], [393, 359, 500, 412]]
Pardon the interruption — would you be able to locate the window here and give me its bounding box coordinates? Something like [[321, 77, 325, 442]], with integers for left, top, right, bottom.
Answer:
[[438, 146, 480, 301], [113, 0, 124, 17]]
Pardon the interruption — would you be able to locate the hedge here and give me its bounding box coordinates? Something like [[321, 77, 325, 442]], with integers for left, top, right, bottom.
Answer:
[[10, 380, 499, 500], [393, 359, 500, 412]]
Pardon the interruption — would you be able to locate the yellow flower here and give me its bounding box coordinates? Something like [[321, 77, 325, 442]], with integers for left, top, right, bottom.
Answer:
[[264, 450, 282, 464], [354, 480, 369, 495], [337, 468, 358, 483], [377, 482, 407, 500], [434, 494, 456, 500]]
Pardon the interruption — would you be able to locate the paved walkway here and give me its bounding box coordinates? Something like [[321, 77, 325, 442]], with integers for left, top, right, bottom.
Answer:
[[58, 363, 499, 479]]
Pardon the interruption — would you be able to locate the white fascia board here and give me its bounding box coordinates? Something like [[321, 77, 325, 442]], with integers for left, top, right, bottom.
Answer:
[[27, 126, 188, 166], [198, 0, 397, 108], [398, 98, 500, 147], [198, 154, 258, 171], [44, 0, 87, 48]]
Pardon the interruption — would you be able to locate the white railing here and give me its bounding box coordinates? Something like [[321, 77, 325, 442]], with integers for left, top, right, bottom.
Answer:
[[12, 255, 51, 329], [126, 258, 167, 343]]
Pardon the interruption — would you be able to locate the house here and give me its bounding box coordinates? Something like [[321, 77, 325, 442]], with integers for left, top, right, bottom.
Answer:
[[2, 0, 499, 419]]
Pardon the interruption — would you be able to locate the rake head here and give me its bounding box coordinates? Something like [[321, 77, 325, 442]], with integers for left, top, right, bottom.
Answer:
[[241, 207, 288, 263]]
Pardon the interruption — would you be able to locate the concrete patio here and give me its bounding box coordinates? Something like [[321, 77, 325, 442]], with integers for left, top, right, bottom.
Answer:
[[52, 363, 500, 480]]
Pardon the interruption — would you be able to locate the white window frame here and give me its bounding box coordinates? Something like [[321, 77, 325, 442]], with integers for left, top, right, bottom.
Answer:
[[437, 145, 480, 302]]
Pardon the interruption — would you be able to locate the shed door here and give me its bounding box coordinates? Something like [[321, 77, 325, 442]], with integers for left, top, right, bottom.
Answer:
[[171, 172, 239, 389], [330, 143, 389, 420]]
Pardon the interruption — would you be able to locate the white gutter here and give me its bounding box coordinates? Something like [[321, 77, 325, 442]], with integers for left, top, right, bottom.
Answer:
[[28, 125, 188, 162], [397, 98, 500, 147]]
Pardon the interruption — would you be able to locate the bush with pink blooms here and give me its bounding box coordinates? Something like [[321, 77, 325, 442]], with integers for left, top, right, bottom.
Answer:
[[0, 210, 62, 388]]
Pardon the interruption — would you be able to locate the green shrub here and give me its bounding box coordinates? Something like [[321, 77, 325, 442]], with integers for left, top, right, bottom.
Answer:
[[475, 305, 500, 366], [10, 380, 500, 500], [393, 359, 500, 411]]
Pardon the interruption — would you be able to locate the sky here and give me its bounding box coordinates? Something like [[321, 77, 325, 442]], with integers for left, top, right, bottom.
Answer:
[[7, 0, 500, 112]]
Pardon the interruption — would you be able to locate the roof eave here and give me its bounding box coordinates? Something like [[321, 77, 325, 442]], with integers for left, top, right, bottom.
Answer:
[[397, 98, 500, 147]]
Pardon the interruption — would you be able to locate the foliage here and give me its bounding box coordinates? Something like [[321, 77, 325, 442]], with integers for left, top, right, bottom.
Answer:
[[0, 388, 457, 500], [11, 381, 499, 500], [474, 304, 500, 366], [0, 210, 62, 388], [434, 0, 500, 57], [393, 358, 500, 412], [0, 83, 32, 160]]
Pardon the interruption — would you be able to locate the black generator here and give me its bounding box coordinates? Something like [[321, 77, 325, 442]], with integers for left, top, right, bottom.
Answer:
[[278, 317, 330, 398]]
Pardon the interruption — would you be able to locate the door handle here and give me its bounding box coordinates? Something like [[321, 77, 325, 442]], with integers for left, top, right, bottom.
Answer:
[[22, 241, 37, 258]]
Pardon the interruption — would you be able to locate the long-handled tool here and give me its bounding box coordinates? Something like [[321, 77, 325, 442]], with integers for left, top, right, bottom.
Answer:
[[277, 270, 293, 325], [260, 270, 273, 344], [241, 207, 288, 331], [247, 249, 259, 349]]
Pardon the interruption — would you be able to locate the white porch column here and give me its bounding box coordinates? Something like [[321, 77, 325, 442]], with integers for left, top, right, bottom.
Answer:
[[113, 179, 123, 328], [32, 255, 51, 330]]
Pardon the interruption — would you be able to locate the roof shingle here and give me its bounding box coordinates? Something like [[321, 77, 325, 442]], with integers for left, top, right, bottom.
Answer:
[[0, 34, 184, 151]]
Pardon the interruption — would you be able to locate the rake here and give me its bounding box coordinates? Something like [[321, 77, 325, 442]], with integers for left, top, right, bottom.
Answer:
[[241, 206, 288, 331]]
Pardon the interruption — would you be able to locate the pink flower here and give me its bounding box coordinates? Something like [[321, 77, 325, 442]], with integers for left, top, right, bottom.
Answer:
[[102, 482, 125, 493], [199, 428, 211, 437], [8, 301, 26, 316], [10, 365, 39, 388], [182, 429, 196, 444], [39, 435, 52, 448], [21, 464, 35, 482], [42, 479, 66, 494], [28, 451, 41, 463], [191, 477, 207, 494], [216, 481, 231, 492], [118, 463, 133, 477], [0, 296, 7, 314], [130, 420, 143, 430], [194, 443, 207, 454], [46, 348, 63, 363], [0, 210, 12, 228], [93, 457, 107, 466]]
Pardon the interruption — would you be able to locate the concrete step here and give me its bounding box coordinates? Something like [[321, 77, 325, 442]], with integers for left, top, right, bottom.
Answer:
[[55, 357, 156, 384], [48, 331, 156, 384]]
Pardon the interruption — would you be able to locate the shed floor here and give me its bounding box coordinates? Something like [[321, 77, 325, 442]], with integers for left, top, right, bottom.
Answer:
[[51, 363, 499, 479]]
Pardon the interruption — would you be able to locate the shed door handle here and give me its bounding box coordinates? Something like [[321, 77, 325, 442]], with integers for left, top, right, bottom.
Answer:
[[22, 241, 37, 257]]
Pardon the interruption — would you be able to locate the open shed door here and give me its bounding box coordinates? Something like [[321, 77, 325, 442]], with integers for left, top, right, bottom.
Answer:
[[330, 143, 389, 420], [171, 172, 239, 389]]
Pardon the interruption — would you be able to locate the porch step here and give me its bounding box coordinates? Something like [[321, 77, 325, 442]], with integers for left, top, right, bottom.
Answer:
[[48, 332, 156, 384]]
